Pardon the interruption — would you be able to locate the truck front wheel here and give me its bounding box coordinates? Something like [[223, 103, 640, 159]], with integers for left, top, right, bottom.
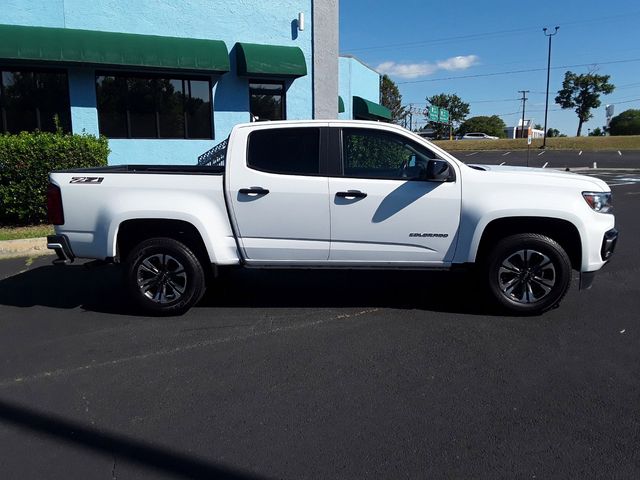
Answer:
[[124, 237, 206, 316], [486, 234, 571, 315]]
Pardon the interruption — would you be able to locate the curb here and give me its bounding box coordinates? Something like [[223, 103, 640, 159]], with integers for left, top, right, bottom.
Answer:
[[0, 237, 52, 260]]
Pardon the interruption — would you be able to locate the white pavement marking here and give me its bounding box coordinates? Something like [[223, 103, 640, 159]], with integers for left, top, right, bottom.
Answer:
[[609, 183, 634, 186], [542, 162, 549, 168], [579, 151, 583, 156], [618, 151, 622, 156], [538, 150, 546, 156], [499, 162, 506, 166], [502, 151, 511, 156], [0, 308, 380, 388], [466, 152, 479, 156]]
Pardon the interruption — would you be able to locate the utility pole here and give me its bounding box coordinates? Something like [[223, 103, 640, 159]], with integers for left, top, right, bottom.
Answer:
[[518, 90, 529, 139], [542, 26, 559, 148]]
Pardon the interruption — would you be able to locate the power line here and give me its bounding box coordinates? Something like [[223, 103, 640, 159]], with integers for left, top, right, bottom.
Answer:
[[396, 57, 640, 85], [342, 11, 640, 53]]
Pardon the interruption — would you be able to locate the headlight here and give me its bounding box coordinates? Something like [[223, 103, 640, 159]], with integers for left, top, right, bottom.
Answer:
[[582, 191, 613, 213]]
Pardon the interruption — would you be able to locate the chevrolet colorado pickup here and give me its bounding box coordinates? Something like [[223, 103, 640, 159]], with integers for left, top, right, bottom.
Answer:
[[47, 120, 618, 315]]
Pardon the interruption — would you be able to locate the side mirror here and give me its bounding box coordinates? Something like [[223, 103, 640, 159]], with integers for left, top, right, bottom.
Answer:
[[423, 160, 454, 182]]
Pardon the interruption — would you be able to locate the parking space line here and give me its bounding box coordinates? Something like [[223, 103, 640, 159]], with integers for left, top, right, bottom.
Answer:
[[618, 151, 622, 156], [538, 150, 546, 156], [579, 151, 583, 156], [542, 162, 549, 168], [499, 161, 506, 166], [466, 152, 479, 157], [502, 151, 511, 156]]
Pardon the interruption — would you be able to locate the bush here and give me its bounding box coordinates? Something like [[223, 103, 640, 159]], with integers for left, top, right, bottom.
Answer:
[[0, 131, 109, 225]]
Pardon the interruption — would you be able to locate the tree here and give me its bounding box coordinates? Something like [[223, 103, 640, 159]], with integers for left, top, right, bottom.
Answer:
[[609, 109, 640, 136], [425, 93, 469, 139], [588, 127, 604, 136], [555, 71, 615, 136], [534, 123, 543, 130], [380, 74, 407, 124], [546, 128, 567, 137], [458, 115, 507, 138]]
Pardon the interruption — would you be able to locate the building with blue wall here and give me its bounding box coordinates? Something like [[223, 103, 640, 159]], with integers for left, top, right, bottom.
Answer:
[[0, 1, 388, 165], [338, 55, 390, 122], [0, 0, 345, 164]]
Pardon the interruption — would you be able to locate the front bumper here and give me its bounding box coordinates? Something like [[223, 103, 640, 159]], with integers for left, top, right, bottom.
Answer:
[[580, 228, 619, 290], [47, 234, 75, 265]]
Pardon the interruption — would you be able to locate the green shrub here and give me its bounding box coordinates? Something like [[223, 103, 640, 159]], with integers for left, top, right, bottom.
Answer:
[[0, 131, 109, 225]]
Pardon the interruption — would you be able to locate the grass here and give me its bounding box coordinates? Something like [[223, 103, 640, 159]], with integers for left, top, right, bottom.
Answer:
[[0, 224, 54, 241], [433, 135, 640, 151]]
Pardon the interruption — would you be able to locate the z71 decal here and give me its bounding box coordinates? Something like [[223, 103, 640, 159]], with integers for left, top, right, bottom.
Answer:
[[70, 177, 104, 184]]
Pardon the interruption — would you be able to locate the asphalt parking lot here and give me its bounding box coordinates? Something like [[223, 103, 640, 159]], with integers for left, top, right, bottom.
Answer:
[[455, 149, 640, 169], [0, 170, 639, 479]]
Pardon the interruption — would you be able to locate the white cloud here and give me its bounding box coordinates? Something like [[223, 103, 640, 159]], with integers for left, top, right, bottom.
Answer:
[[376, 55, 480, 80], [436, 55, 480, 71]]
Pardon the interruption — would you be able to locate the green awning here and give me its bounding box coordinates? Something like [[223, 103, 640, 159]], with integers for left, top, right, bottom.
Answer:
[[338, 96, 345, 113], [353, 96, 392, 121], [235, 42, 307, 78], [0, 24, 230, 73]]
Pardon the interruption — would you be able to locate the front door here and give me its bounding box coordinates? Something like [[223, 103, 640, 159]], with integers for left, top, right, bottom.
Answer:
[[328, 127, 461, 265]]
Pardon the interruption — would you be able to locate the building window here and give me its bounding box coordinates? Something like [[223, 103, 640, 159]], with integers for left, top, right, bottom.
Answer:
[[0, 68, 71, 134], [247, 128, 319, 175], [249, 81, 285, 121], [96, 73, 213, 139]]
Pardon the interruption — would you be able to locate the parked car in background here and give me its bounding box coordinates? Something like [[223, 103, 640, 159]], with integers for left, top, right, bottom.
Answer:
[[462, 132, 499, 140]]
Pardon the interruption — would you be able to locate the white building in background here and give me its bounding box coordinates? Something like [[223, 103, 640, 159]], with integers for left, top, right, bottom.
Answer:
[[505, 119, 544, 139]]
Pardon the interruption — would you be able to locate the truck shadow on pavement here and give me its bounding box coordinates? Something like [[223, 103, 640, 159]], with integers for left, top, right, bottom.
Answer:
[[0, 262, 498, 316]]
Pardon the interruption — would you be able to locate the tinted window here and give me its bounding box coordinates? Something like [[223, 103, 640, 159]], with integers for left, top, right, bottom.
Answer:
[[248, 128, 320, 175], [0, 69, 71, 134], [342, 128, 436, 179], [249, 82, 285, 121], [96, 74, 212, 139]]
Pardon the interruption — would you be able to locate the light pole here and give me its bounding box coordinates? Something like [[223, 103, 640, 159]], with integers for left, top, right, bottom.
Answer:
[[542, 26, 559, 148]]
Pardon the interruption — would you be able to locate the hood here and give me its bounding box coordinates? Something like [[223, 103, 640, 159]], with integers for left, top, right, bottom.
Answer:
[[466, 164, 610, 192]]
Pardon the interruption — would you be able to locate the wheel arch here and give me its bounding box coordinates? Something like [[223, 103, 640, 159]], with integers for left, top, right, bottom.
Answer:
[[475, 217, 582, 270], [116, 218, 212, 274]]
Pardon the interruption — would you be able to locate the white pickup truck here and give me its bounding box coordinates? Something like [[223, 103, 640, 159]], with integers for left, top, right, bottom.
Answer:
[[47, 120, 618, 315]]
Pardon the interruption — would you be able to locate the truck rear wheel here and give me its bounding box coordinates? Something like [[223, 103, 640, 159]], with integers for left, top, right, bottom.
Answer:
[[486, 234, 571, 315], [125, 237, 206, 316]]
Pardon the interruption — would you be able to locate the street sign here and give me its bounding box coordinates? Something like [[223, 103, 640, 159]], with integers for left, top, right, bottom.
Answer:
[[527, 134, 532, 145], [428, 106, 439, 122], [439, 108, 449, 124]]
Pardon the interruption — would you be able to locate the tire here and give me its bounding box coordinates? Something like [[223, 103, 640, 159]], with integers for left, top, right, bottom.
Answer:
[[485, 233, 572, 315], [124, 237, 206, 316]]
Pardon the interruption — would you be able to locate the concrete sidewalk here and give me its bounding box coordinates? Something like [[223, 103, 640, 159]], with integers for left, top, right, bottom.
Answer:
[[0, 237, 51, 259]]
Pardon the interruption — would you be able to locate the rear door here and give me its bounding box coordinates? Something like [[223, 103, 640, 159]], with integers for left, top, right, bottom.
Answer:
[[227, 124, 330, 263], [328, 125, 461, 265]]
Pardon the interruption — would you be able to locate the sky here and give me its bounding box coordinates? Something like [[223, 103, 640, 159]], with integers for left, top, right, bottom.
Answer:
[[339, 0, 640, 135]]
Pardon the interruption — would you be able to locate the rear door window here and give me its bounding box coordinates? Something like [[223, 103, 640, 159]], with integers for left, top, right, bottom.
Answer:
[[247, 128, 320, 175]]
